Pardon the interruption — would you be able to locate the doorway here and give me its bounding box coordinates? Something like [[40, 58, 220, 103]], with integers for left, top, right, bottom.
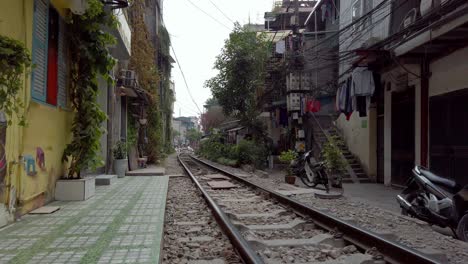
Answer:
[[429, 88, 468, 186], [391, 86, 415, 186]]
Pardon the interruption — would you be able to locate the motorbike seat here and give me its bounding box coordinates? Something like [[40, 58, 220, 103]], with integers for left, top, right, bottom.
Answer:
[[419, 167, 461, 192]]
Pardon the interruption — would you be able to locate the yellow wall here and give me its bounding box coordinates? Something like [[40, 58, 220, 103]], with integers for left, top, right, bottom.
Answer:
[[0, 0, 73, 216]]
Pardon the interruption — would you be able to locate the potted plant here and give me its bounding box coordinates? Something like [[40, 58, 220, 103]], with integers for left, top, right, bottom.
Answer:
[[279, 150, 297, 184], [113, 140, 128, 178], [322, 136, 346, 188]]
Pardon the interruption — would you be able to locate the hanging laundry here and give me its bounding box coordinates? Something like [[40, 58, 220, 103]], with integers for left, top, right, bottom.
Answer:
[[351, 67, 375, 96], [335, 85, 342, 111], [351, 67, 376, 118], [307, 99, 321, 113], [321, 3, 327, 22], [356, 96, 367, 117], [338, 82, 347, 112], [337, 78, 354, 120], [275, 40, 286, 54], [280, 109, 288, 127]]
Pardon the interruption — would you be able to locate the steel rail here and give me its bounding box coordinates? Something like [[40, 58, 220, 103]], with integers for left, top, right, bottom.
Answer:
[[189, 155, 441, 264], [177, 154, 264, 264]]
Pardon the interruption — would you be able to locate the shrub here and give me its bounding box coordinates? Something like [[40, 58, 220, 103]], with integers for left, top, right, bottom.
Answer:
[[198, 135, 267, 169], [112, 141, 127, 160], [198, 134, 226, 161], [216, 157, 239, 167], [235, 139, 267, 168], [322, 136, 346, 174]]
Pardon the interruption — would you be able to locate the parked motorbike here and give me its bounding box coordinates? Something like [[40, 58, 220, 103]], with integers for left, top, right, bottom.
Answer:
[[396, 165, 468, 241], [291, 150, 330, 192]]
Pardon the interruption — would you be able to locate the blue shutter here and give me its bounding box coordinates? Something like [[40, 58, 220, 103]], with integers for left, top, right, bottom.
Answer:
[[57, 17, 67, 108], [31, 0, 49, 102]]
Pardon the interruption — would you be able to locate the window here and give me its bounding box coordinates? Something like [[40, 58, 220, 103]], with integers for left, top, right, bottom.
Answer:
[[31, 0, 68, 107], [352, 0, 373, 31]]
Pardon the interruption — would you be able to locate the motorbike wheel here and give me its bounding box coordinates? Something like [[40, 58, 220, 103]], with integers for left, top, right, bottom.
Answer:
[[456, 214, 468, 242], [299, 172, 318, 188]]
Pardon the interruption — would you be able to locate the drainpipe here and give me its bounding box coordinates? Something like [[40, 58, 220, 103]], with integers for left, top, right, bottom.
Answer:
[[107, 76, 114, 174], [420, 59, 430, 167]]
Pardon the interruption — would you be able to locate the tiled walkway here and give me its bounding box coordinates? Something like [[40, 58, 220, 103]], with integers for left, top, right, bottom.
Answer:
[[0, 176, 168, 264]]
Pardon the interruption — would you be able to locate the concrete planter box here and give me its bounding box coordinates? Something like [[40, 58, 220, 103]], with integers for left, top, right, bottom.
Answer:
[[55, 177, 95, 201], [114, 159, 128, 178]]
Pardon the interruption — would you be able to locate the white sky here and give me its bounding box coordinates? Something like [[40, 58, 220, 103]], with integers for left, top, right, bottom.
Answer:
[[164, 0, 274, 118]]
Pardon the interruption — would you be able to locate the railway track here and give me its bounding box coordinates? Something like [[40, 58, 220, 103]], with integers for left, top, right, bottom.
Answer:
[[177, 153, 441, 264]]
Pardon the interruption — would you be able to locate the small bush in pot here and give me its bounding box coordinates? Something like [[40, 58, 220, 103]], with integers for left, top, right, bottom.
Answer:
[[113, 141, 128, 178], [322, 136, 346, 188], [279, 150, 297, 184]]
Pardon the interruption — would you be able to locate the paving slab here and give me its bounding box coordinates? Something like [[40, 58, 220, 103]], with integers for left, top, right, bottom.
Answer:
[[251, 233, 334, 248], [202, 174, 231, 180], [207, 180, 237, 189], [276, 187, 342, 199], [126, 165, 166, 176], [29, 206, 60, 215], [166, 174, 185, 177], [0, 176, 169, 264]]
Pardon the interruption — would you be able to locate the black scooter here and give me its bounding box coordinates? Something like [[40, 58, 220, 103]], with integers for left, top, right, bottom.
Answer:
[[291, 150, 330, 192], [396, 165, 468, 241]]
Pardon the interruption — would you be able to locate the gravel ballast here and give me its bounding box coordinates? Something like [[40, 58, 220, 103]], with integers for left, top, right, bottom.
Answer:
[[196, 156, 468, 264]]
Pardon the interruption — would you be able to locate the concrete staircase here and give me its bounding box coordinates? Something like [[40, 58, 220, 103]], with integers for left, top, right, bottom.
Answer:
[[311, 115, 372, 184]]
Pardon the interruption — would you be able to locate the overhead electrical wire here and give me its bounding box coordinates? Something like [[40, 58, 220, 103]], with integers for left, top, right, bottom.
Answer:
[[160, 10, 205, 117], [208, 0, 235, 24], [170, 44, 203, 115], [185, 0, 232, 30]]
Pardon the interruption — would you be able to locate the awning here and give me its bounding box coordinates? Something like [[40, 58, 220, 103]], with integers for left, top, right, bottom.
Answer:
[[117, 86, 153, 104], [260, 29, 305, 43], [227, 127, 245, 133]]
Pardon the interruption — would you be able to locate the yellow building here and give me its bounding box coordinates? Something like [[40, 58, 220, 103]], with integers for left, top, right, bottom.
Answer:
[[0, 0, 79, 225], [0, 0, 133, 227]]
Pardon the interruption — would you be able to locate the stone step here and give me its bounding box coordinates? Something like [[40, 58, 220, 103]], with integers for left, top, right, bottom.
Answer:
[[354, 168, 365, 174]]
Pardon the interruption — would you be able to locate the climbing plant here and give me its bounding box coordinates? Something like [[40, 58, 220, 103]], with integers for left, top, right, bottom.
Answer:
[[129, 0, 163, 163], [0, 35, 32, 126], [62, 0, 117, 179]]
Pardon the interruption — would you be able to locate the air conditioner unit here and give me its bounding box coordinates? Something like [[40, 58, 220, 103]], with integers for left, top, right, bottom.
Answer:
[[119, 70, 137, 88], [120, 70, 136, 80]]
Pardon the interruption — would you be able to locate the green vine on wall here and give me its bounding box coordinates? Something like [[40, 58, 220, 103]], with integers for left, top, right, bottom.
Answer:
[[129, 0, 163, 163], [0, 35, 32, 126], [62, 0, 117, 179]]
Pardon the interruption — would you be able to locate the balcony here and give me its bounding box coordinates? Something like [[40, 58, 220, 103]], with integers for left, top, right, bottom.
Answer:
[[109, 8, 132, 60]]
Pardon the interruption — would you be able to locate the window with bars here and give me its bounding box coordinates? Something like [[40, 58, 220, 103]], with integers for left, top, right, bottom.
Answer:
[[31, 0, 68, 108]]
